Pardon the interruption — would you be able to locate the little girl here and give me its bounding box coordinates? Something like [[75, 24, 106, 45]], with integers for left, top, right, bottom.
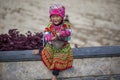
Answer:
[[41, 4, 73, 80]]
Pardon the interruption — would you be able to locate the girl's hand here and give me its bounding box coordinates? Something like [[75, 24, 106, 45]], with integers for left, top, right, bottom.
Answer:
[[32, 49, 39, 55], [56, 32, 60, 37], [51, 32, 60, 40], [51, 36, 57, 40]]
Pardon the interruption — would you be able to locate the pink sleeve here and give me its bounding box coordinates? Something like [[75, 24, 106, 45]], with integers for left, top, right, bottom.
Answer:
[[60, 29, 71, 37], [44, 32, 54, 42]]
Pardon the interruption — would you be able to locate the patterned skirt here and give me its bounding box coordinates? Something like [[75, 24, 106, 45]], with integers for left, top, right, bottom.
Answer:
[[41, 43, 73, 71]]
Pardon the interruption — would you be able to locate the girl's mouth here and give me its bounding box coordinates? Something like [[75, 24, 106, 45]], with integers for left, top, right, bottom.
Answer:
[[53, 21, 59, 25]]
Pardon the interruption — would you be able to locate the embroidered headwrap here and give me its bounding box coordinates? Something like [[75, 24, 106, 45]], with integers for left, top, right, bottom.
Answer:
[[49, 4, 65, 18]]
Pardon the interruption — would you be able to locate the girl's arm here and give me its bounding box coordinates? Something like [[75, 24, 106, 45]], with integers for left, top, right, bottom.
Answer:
[[44, 32, 56, 42], [59, 29, 72, 37]]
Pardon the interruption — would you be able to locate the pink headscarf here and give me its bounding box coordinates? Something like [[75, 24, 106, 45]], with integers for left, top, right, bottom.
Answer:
[[49, 4, 65, 18]]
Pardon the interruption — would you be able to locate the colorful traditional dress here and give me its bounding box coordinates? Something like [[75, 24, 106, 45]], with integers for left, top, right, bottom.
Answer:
[[41, 22, 73, 71]]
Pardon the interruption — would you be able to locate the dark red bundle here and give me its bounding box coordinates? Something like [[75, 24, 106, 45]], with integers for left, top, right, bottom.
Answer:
[[0, 29, 43, 51]]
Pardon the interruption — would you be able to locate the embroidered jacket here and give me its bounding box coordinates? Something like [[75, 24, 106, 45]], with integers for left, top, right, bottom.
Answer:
[[43, 22, 72, 42]]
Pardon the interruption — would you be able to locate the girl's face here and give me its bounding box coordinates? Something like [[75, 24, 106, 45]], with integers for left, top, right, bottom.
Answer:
[[50, 15, 63, 25]]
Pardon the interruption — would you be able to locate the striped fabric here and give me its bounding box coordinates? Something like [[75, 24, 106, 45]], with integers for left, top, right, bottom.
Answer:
[[41, 43, 73, 71]]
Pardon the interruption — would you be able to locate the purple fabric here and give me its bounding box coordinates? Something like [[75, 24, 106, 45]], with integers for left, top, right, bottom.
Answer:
[[60, 29, 71, 37], [49, 4, 65, 18], [44, 29, 71, 42], [44, 32, 54, 42]]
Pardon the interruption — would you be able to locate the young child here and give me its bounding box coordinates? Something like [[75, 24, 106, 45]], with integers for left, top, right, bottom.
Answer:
[[41, 4, 73, 80]]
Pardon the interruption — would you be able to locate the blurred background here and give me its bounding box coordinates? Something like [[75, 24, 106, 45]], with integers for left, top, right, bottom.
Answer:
[[0, 0, 120, 48]]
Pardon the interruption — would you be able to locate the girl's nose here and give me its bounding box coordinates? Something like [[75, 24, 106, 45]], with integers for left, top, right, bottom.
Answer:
[[54, 17, 57, 20]]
